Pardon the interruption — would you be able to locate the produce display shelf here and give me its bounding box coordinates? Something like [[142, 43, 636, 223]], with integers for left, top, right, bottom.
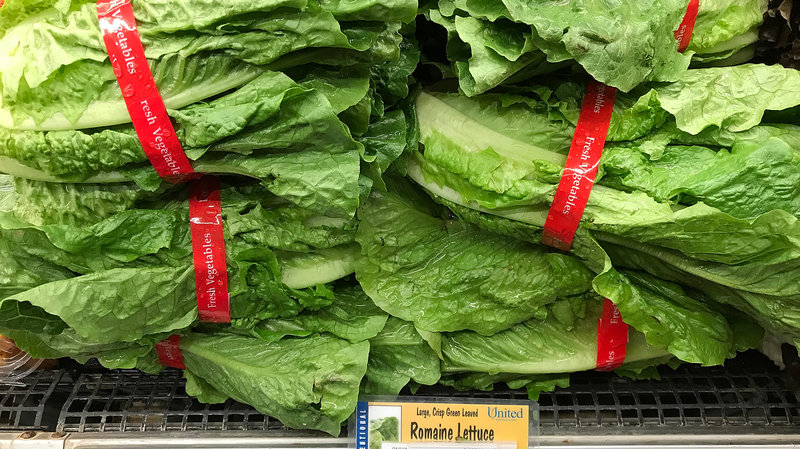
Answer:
[[0, 350, 797, 448]]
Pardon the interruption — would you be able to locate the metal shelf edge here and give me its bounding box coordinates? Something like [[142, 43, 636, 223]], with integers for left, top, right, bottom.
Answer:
[[0, 431, 798, 449]]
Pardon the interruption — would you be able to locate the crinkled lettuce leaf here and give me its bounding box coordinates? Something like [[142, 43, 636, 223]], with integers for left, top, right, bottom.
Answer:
[[247, 284, 388, 343], [427, 0, 692, 94], [0, 0, 416, 129], [441, 300, 670, 374], [0, 182, 361, 362], [362, 317, 441, 395], [180, 331, 369, 435], [0, 72, 364, 217], [689, 0, 767, 55], [355, 178, 595, 335]]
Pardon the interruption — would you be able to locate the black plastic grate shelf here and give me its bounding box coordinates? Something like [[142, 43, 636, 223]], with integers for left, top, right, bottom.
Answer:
[[58, 370, 283, 433], [542, 364, 800, 428], [0, 369, 65, 430], [427, 356, 800, 429], [50, 350, 800, 434], [0, 351, 795, 434]]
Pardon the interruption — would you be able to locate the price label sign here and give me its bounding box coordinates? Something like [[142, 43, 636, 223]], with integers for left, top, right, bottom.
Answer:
[[351, 397, 537, 449]]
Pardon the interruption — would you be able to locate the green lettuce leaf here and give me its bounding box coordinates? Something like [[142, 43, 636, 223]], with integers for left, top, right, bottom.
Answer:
[[362, 317, 442, 395], [651, 64, 800, 133], [0, 72, 364, 217], [428, 0, 692, 94], [411, 84, 800, 299], [0, 0, 416, 129], [180, 331, 369, 435], [355, 178, 595, 335], [689, 0, 767, 55], [441, 300, 670, 374], [601, 239, 797, 349], [439, 372, 570, 401], [248, 284, 388, 343]]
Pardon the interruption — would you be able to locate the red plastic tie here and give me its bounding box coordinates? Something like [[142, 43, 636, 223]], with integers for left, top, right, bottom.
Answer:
[[155, 335, 186, 369], [189, 176, 231, 323], [595, 299, 630, 371], [675, 0, 700, 53], [542, 81, 616, 251], [97, 0, 195, 181]]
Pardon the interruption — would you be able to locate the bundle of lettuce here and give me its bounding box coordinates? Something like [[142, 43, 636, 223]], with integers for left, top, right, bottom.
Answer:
[[0, 176, 366, 362], [355, 179, 763, 399], [406, 63, 800, 351], [0, 0, 419, 218], [423, 0, 767, 96], [0, 173, 390, 433], [0, 177, 435, 435]]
